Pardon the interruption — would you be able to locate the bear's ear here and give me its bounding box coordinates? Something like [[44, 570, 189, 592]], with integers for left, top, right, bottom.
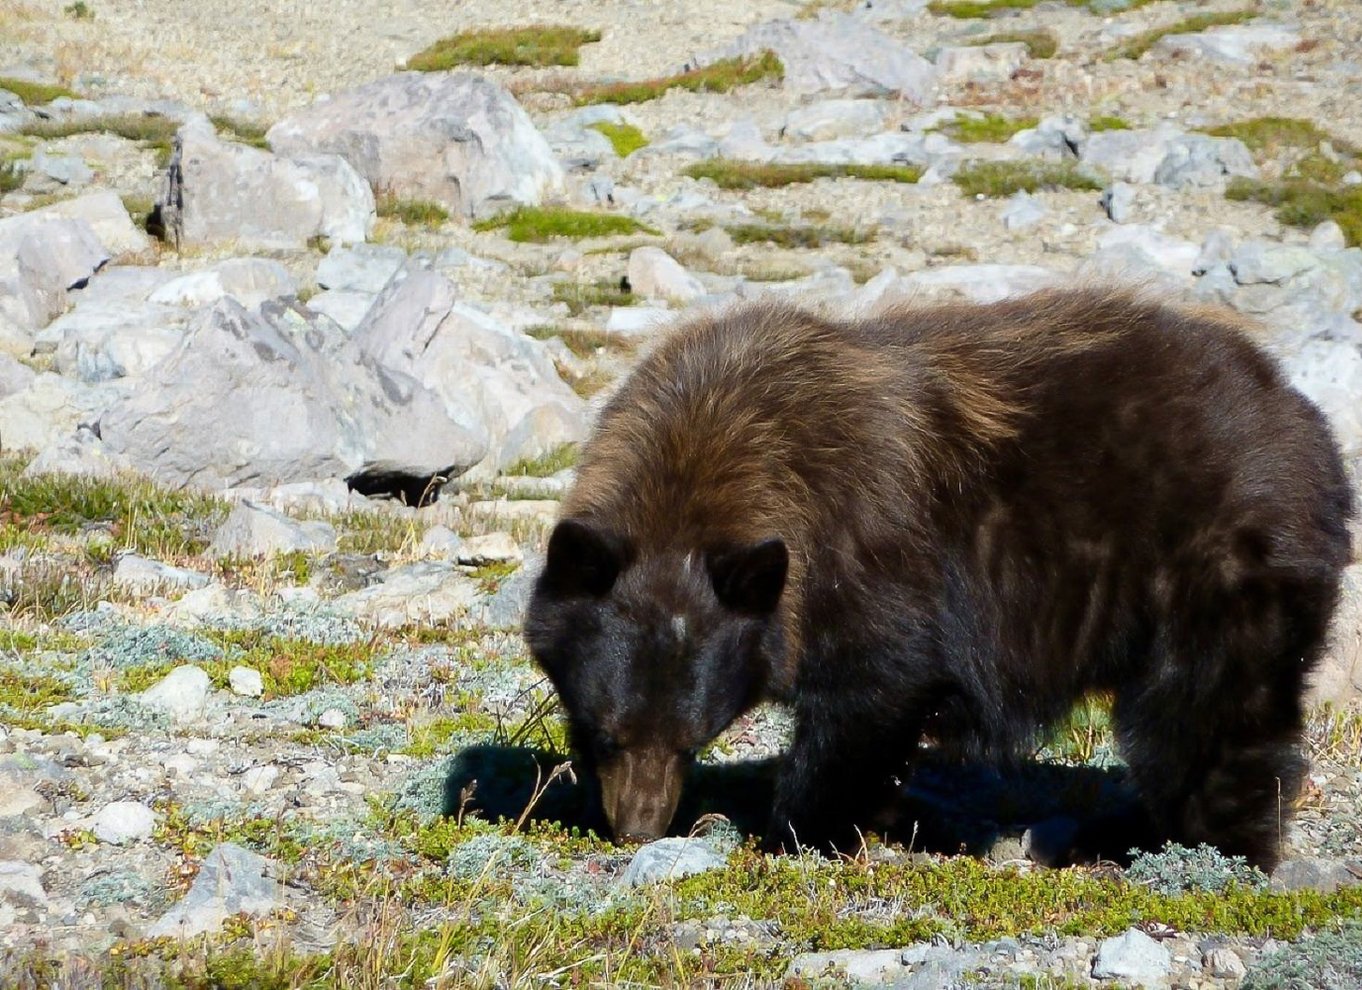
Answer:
[[541, 519, 631, 597], [708, 538, 788, 615]]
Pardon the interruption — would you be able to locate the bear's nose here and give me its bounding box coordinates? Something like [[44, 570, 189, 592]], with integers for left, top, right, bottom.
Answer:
[[597, 745, 686, 843]]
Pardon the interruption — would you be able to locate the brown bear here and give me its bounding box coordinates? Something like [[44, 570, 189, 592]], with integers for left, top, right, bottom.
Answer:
[[522, 288, 1354, 869]]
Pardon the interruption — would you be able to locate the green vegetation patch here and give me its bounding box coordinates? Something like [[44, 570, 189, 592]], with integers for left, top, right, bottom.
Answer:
[[724, 221, 874, 248], [474, 206, 654, 242], [550, 279, 633, 315], [953, 159, 1103, 198], [525, 323, 639, 355], [967, 29, 1059, 59], [0, 158, 22, 195], [375, 194, 450, 226], [0, 667, 77, 712], [572, 51, 783, 107], [0, 453, 228, 558], [408, 25, 602, 70], [683, 158, 922, 190], [1107, 8, 1259, 61], [0, 76, 79, 105], [1089, 114, 1131, 132], [1244, 918, 1362, 989], [937, 112, 1039, 144], [504, 443, 579, 478], [929, 0, 1157, 16], [209, 113, 270, 149], [1226, 178, 1362, 247], [588, 120, 649, 157]]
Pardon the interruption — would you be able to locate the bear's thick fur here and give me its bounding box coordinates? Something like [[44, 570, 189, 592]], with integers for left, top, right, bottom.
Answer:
[[523, 289, 1354, 868]]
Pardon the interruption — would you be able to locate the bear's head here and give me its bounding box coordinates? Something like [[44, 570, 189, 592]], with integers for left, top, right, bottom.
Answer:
[[524, 518, 789, 841]]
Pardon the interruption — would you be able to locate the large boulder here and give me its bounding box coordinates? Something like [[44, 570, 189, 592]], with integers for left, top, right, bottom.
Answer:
[[351, 267, 587, 471], [711, 14, 937, 103], [266, 73, 565, 218], [0, 213, 108, 341], [0, 373, 125, 451], [99, 297, 486, 489], [23, 189, 151, 257], [158, 122, 374, 251]]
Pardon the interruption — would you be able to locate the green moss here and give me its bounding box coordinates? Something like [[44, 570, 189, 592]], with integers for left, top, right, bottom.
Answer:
[[724, 221, 874, 248], [0, 454, 228, 558], [0, 667, 77, 711], [375, 194, 449, 226], [1088, 114, 1131, 132], [0, 76, 79, 105], [967, 29, 1059, 59], [1200, 116, 1343, 154], [938, 112, 1039, 144], [407, 25, 601, 70], [587, 121, 649, 157], [953, 159, 1103, 197], [683, 159, 922, 190], [571, 51, 783, 107], [116, 633, 375, 698], [18, 112, 178, 167], [1107, 8, 1259, 61], [330, 509, 422, 556], [1226, 178, 1362, 247], [0, 157, 21, 195], [524, 323, 639, 356], [402, 712, 502, 758], [549, 279, 635, 314], [475, 206, 655, 242], [208, 114, 270, 149], [153, 801, 308, 862], [504, 443, 578, 478]]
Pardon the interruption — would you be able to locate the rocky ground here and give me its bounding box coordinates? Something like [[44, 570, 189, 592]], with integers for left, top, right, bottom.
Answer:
[[2, 0, 1362, 986]]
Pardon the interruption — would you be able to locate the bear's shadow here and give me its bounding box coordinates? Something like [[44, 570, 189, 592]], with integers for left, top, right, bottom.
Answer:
[[442, 745, 1136, 860]]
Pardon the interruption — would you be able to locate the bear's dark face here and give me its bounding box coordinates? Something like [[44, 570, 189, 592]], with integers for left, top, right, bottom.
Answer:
[[525, 519, 788, 841]]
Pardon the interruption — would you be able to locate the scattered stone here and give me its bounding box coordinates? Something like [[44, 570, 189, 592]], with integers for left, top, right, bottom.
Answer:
[[1203, 945, 1248, 979], [781, 99, 888, 142], [0, 862, 47, 909], [137, 665, 212, 723], [1308, 220, 1348, 253], [158, 121, 374, 250], [456, 532, 523, 567], [605, 306, 673, 336], [148, 258, 295, 310], [208, 500, 337, 558], [112, 553, 211, 591], [621, 837, 730, 886], [92, 801, 156, 845], [476, 552, 540, 628], [240, 765, 279, 793], [715, 14, 937, 102], [1092, 929, 1172, 985], [317, 708, 348, 730], [316, 243, 407, 294], [147, 843, 285, 938], [1270, 855, 1362, 893], [1154, 22, 1300, 65], [627, 247, 706, 303], [786, 948, 905, 983], [1152, 134, 1257, 190], [419, 524, 465, 559], [936, 43, 1028, 85], [331, 561, 481, 627], [1001, 191, 1046, 231], [268, 73, 564, 217], [1102, 182, 1137, 223], [228, 666, 265, 698]]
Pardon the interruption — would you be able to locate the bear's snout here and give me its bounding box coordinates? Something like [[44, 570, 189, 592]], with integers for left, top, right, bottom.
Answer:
[[597, 746, 686, 842]]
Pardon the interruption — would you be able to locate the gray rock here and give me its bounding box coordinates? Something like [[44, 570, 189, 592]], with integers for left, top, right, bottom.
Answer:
[[0, 213, 109, 332], [1231, 243, 1325, 286], [1193, 228, 1236, 276], [1153, 134, 1257, 190], [1090, 225, 1200, 278], [352, 268, 585, 471], [138, 666, 212, 723], [1271, 855, 1362, 893], [316, 243, 406, 294], [148, 258, 295, 310], [456, 532, 522, 566], [419, 524, 464, 559], [1102, 182, 1137, 223], [1310, 220, 1348, 253], [714, 14, 937, 103], [31, 149, 93, 187], [47, 300, 186, 382], [92, 801, 156, 844], [1009, 113, 1085, 159], [935, 42, 1028, 84], [1154, 22, 1299, 65], [22, 427, 134, 479], [268, 73, 564, 218], [209, 500, 337, 558], [0, 862, 47, 909], [0, 353, 36, 398], [781, 99, 888, 142], [317, 708, 348, 729], [621, 837, 730, 886], [628, 247, 705, 303], [159, 121, 374, 250], [147, 843, 284, 938], [605, 306, 673, 336], [0, 373, 122, 451], [787, 948, 905, 983], [893, 264, 1057, 304], [1311, 565, 1361, 706], [332, 561, 482, 628], [112, 552, 211, 591], [1203, 946, 1247, 979], [477, 553, 540, 629], [1001, 191, 1046, 230], [1092, 929, 1172, 985], [1081, 124, 1184, 185], [99, 297, 486, 489], [305, 289, 375, 332], [24, 190, 151, 256], [228, 666, 264, 698]]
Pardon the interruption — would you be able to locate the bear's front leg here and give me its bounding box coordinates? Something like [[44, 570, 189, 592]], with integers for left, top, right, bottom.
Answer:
[[764, 697, 914, 855]]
